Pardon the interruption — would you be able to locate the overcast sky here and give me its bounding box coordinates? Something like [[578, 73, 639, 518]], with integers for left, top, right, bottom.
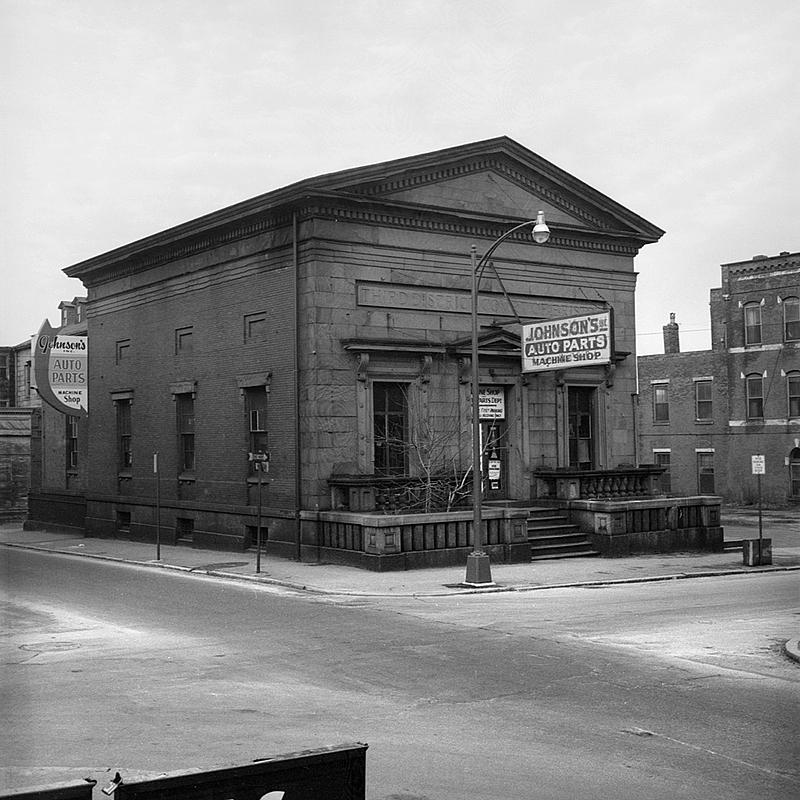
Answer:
[[3, 0, 797, 354]]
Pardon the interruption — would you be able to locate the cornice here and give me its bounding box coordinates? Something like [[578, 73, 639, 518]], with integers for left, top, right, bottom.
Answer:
[[70, 193, 642, 289]]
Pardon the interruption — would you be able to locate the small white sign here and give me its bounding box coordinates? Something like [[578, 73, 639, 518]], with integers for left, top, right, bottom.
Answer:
[[751, 454, 766, 475], [479, 388, 505, 420]]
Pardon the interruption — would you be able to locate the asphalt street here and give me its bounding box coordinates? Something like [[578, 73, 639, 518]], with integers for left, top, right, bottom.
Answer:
[[1, 545, 798, 800]]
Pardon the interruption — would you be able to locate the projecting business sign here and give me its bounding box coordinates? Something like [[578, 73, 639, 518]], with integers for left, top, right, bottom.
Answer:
[[522, 311, 612, 373], [32, 320, 88, 417]]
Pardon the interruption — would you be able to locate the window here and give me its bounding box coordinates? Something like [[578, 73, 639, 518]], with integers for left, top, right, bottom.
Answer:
[[784, 297, 800, 341], [116, 339, 131, 364], [788, 372, 800, 418], [373, 382, 408, 475], [743, 303, 762, 345], [176, 517, 194, 542], [746, 374, 764, 419], [23, 361, 31, 398], [653, 450, 671, 494], [652, 383, 669, 422], [244, 387, 269, 475], [697, 452, 715, 494], [790, 448, 800, 499], [244, 312, 267, 342], [176, 394, 195, 473], [116, 399, 132, 470], [66, 416, 79, 469], [694, 380, 713, 421], [175, 326, 193, 355]]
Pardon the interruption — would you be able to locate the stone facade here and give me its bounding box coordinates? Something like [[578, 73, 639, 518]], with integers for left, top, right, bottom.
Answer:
[[638, 251, 800, 505], [41, 137, 663, 558]]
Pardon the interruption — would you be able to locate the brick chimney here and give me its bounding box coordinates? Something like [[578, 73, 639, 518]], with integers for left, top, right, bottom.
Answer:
[[663, 312, 680, 354]]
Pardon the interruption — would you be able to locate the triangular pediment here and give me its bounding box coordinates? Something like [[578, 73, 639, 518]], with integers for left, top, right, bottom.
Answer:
[[307, 137, 663, 241]]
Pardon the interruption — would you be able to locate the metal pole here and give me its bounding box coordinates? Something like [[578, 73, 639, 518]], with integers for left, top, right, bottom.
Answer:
[[465, 245, 492, 586], [256, 464, 263, 573], [757, 472, 763, 563], [154, 452, 161, 561]]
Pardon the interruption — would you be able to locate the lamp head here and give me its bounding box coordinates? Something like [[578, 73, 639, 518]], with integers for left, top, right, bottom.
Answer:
[[532, 210, 550, 244]]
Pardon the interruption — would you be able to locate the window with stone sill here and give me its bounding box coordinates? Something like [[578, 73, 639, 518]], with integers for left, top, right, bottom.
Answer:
[[784, 297, 800, 342], [694, 379, 713, 422], [746, 374, 764, 420], [743, 303, 762, 346], [788, 372, 800, 419], [652, 383, 669, 423]]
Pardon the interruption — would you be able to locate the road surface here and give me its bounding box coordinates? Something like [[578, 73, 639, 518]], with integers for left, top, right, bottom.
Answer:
[[1, 547, 798, 799]]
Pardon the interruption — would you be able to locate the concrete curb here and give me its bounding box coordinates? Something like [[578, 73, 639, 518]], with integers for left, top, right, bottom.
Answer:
[[3, 540, 799, 598], [784, 638, 800, 665]]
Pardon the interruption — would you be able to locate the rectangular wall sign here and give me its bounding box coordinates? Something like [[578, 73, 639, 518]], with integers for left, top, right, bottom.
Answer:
[[522, 311, 612, 373]]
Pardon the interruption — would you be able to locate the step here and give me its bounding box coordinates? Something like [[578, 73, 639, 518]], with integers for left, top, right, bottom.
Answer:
[[531, 548, 601, 561], [527, 521, 579, 534]]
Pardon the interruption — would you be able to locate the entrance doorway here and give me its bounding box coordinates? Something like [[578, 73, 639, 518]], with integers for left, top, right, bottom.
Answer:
[[568, 387, 595, 470], [481, 419, 509, 500]]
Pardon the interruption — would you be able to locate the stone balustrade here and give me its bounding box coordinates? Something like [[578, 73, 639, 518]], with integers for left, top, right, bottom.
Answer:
[[533, 465, 665, 501]]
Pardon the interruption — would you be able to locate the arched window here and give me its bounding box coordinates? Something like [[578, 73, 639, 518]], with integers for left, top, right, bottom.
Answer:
[[790, 448, 800, 499], [746, 373, 764, 419], [744, 302, 762, 345], [784, 296, 800, 341]]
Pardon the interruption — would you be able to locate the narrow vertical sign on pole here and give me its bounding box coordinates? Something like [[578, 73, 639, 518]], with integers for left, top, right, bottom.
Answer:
[[751, 455, 765, 563], [154, 452, 161, 561]]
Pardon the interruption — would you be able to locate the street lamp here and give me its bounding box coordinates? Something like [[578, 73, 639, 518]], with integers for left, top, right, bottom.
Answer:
[[464, 211, 551, 586]]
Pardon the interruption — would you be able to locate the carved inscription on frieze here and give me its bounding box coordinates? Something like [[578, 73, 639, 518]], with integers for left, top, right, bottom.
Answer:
[[357, 282, 597, 320]]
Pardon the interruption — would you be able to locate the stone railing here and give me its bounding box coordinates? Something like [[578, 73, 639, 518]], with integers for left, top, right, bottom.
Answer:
[[568, 495, 723, 556], [533, 465, 665, 502], [328, 474, 470, 514], [303, 506, 530, 570]]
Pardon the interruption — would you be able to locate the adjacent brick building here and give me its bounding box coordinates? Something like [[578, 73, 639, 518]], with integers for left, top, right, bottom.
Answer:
[[638, 251, 800, 505], [32, 137, 665, 557]]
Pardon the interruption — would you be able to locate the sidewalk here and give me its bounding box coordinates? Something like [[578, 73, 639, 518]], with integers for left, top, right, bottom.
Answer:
[[2, 511, 798, 597]]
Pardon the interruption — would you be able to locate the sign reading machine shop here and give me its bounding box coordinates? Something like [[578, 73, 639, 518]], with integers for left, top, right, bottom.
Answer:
[[522, 311, 612, 373], [32, 320, 88, 417]]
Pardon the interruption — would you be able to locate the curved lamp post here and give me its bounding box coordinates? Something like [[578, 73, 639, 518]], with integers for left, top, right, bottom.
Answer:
[[464, 211, 551, 587]]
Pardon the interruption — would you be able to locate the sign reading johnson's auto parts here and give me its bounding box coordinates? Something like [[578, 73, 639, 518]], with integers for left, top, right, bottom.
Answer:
[[522, 311, 612, 373], [32, 320, 88, 417]]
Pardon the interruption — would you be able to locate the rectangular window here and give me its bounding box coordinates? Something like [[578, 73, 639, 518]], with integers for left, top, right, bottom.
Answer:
[[746, 375, 764, 419], [176, 394, 195, 473], [788, 374, 800, 418], [373, 382, 408, 476], [784, 297, 800, 341], [175, 326, 193, 355], [24, 361, 31, 398], [175, 517, 194, 542], [244, 387, 269, 474], [697, 452, 715, 494], [653, 450, 671, 494], [116, 399, 132, 470], [695, 380, 713, 421], [116, 339, 131, 364], [244, 312, 267, 342], [653, 383, 669, 422], [66, 416, 79, 469], [744, 304, 762, 345]]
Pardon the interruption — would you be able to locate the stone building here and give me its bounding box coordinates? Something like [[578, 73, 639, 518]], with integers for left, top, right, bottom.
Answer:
[[637, 251, 800, 505], [31, 137, 667, 562]]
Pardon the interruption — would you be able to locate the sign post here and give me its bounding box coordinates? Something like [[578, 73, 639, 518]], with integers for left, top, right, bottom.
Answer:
[[751, 455, 765, 563], [249, 451, 270, 573], [154, 453, 161, 561]]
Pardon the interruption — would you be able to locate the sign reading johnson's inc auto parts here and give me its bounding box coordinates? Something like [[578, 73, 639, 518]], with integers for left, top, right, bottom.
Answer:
[[522, 311, 612, 373], [32, 320, 88, 417]]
